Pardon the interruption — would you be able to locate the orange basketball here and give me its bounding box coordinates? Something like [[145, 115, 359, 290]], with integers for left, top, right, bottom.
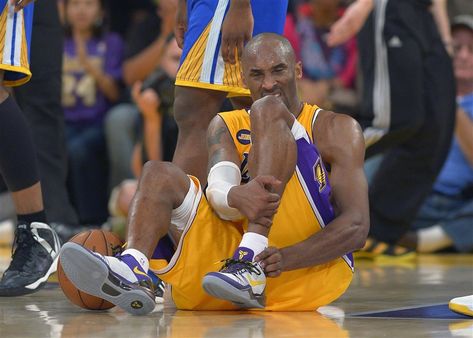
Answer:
[[57, 229, 123, 310]]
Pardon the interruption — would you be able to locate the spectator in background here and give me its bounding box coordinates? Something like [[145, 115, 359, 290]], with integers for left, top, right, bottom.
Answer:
[[287, 0, 357, 112], [327, 0, 456, 259], [108, 38, 181, 223], [105, 0, 176, 190], [399, 15, 473, 254], [62, 0, 124, 224]]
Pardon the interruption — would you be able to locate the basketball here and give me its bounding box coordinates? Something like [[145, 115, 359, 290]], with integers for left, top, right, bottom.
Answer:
[[57, 229, 123, 310]]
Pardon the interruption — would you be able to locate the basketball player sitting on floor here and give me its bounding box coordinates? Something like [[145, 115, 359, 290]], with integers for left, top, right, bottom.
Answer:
[[60, 33, 369, 315]]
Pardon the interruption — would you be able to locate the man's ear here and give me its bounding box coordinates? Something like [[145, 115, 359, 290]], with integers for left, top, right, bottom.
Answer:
[[295, 61, 303, 80]]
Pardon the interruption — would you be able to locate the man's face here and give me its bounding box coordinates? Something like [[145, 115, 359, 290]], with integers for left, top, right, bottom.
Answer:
[[242, 42, 302, 109], [453, 27, 473, 82]]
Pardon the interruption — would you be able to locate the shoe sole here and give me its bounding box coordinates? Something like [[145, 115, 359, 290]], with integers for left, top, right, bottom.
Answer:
[[60, 242, 155, 316], [449, 302, 473, 317], [202, 274, 264, 309]]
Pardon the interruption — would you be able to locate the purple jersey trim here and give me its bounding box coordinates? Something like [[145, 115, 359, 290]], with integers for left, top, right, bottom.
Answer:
[[295, 137, 355, 271], [295, 138, 334, 225]]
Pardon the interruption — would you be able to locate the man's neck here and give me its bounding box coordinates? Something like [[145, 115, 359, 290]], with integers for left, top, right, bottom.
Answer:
[[290, 101, 304, 118]]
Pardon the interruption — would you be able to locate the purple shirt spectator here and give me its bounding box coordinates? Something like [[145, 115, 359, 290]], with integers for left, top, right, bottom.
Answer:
[[62, 33, 124, 126]]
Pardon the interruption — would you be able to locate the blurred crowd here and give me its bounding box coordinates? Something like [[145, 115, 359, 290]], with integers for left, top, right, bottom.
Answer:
[[0, 0, 471, 254]]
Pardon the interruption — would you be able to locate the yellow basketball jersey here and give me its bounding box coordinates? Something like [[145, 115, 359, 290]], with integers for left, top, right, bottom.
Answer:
[[154, 104, 354, 311], [218, 103, 354, 310]]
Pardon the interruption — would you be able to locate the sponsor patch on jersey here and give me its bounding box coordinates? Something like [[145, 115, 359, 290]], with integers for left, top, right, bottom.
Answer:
[[237, 129, 251, 145]]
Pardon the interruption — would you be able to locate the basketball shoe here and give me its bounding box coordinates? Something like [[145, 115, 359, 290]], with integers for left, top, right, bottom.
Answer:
[[0, 222, 61, 296], [202, 247, 266, 308], [60, 242, 156, 315], [355, 237, 416, 262], [148, 269, 165, 303]]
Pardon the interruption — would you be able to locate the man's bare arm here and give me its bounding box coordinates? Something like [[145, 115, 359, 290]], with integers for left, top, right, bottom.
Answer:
[[175, 0, 187, 49], [207, 115, 240, 171], [260, 113, 369, 272], [327, 0, 373, 47], [221, 0, 254, 64], [207, 115, 280, 223], [430, 0, 453, 55]]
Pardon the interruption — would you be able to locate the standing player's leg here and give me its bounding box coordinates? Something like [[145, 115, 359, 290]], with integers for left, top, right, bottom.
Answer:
[[202, 96, 298, 308], [0, 71, 61, 296], [172, 86, 227, 183], [60, 161, 193, 315], [14, 0, 79, 227]]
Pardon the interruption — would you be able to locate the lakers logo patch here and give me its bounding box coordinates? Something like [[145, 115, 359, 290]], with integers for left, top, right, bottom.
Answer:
[[313, 159, 327, 192], [236, 129, 251, 145]]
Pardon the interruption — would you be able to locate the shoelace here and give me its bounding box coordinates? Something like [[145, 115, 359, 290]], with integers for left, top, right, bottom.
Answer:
[[9, 227, 37, 272], [219, 259, 261, 275], [111, 244, 124, 256]]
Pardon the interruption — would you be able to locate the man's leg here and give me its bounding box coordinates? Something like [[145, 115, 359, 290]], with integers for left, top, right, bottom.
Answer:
[[0, 82, 61, 296], [203, 96, 297, 308], [60, 161, 191, 315], [172, 86, 228, 183], [14, 0, 78, 225], [368, 10, 456, 245]]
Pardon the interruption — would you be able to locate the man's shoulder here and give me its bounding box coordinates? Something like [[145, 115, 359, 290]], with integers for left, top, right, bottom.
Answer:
[[315, 110, 359, 134], [314, 110, 364, 162]]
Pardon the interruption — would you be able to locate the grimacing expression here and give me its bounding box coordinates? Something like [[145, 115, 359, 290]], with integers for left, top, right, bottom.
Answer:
[[242, 39, 302, 109]]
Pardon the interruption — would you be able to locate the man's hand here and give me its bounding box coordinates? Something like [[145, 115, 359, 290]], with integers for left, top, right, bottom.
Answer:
[[326, 0, 373, 47], [255, 247, 283, 277], [11, 0, 34, 12], [228, 175, 281, 227], [221, 0, 253, 64], [175, 0, 187, 49]]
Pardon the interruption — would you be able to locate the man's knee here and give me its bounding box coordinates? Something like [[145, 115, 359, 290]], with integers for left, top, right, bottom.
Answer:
[[140, 161, 186, 194], [250, 96, 291, 130]]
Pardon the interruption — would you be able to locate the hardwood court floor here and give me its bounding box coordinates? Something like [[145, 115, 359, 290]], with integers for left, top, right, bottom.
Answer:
[[0, 248, 472, 338]]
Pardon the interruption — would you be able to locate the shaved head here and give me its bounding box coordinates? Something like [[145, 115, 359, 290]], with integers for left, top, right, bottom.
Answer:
[[242, 33, 296, 70]]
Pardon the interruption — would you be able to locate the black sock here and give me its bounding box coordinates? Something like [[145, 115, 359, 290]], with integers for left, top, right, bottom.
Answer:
[[17, 210, 47, 225]]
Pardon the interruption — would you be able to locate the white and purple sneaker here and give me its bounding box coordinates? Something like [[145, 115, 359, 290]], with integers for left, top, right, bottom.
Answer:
[[202, 247, 266, 308], [60, 242, 156, 315]]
